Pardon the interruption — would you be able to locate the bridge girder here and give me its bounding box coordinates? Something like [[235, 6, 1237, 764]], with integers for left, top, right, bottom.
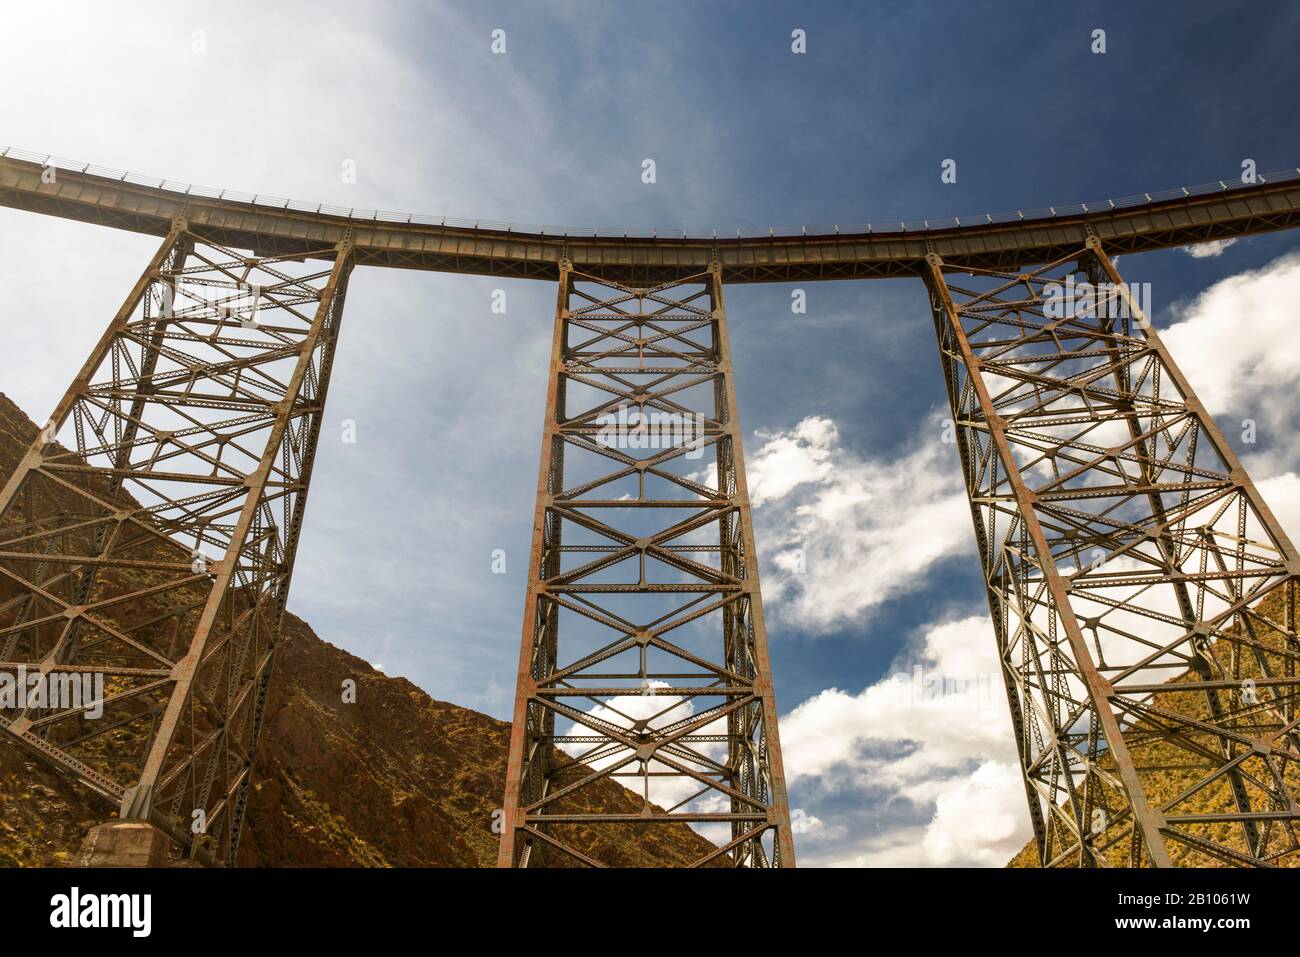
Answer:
[[2, 152, 1300, 283]]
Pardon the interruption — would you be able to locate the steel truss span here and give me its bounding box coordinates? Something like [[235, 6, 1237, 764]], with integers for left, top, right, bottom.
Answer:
[[926, 241, 1300, 867], [0, 221, 353, 864], [498, 265, 794, 867]]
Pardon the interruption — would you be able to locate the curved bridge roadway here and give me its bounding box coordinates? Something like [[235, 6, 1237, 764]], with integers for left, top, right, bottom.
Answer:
[[2, 150, 1299, 282]]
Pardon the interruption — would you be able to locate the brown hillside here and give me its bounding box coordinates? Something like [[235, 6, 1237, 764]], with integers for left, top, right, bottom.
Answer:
[[0, 392, 716, 867]]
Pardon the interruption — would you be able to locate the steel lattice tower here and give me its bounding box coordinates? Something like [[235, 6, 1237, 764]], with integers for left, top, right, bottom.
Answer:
[[497, 264, 795, 867], [925, 240, 1300, 866], [0, 219, 353, 864]]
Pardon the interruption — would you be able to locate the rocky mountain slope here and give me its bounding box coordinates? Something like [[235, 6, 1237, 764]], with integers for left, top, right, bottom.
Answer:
[[0, 393, 715, 867]]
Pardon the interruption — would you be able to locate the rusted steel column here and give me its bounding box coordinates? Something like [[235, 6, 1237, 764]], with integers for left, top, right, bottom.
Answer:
[[0, 227, 355, 864], [498, 264, 794, 867], [925, 247, 1300, 867]]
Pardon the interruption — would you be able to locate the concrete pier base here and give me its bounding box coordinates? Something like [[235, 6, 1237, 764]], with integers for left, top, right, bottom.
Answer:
[[73, 821, 171, 867]]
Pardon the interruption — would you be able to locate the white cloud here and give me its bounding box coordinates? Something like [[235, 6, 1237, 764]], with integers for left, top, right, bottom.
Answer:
[[748, 416, 836, 506], [749, 414, 972, 631], [1182, 238, 1238, 258], [781, 617, 1010, 790], [1161, 252, 1300, 455], [1257, 472, 1300, 542], [778, 614, 1030, 867], [920, 761, 1027, 866], [789, 808, 824, 835]]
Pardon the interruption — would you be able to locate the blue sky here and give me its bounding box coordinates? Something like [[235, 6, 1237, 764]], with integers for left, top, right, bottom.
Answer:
[[2, 0, 1300, 865]]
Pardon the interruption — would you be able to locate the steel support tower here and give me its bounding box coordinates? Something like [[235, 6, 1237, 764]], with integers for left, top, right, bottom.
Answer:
[[497, 264, 795, 867], [0, 218, 353, 864], [925, 239, 1300, 866]]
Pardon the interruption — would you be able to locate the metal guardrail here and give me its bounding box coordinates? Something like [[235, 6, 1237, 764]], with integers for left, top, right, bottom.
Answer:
[[4, 144, 1299, 241]]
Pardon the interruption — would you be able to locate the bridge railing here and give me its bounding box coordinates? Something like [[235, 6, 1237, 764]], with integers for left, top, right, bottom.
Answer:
[[4, 144, 1298, 241]]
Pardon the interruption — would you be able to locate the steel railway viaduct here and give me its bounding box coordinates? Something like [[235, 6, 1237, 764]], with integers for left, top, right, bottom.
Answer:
[[1, 149, 1299, 868]]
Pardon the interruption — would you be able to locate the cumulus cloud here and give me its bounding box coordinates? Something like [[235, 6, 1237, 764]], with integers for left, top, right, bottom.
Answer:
[[1256, 472, 1300, 542], [748, 414, 972, 632], [919, 761, 1028, 866], [789, 808, 825, 835], [748, 416, 837, 506], [778, 615, 1030, 867], [1161, 252, 1300, 459]]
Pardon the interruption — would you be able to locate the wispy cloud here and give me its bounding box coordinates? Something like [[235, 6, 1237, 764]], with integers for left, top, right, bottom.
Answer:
[[1182, 238, 1238, 258]]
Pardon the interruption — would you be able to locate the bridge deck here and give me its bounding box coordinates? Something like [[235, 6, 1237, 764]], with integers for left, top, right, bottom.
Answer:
[[2, 151, 1298, 282]]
